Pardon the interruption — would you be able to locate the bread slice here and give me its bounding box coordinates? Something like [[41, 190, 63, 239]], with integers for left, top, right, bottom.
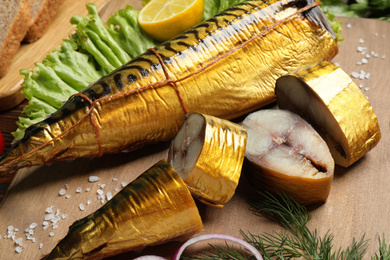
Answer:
[[24, 0, 66, 42], [0, 0, 31, 77]]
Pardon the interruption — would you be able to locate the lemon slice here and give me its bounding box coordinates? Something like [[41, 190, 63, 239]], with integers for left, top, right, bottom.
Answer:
[[138, 0, 204, 42]]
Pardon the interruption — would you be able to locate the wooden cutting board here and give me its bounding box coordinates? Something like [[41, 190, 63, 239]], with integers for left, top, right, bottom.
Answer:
[[0, 5, 390, 260], [0, 0, 143, 112]]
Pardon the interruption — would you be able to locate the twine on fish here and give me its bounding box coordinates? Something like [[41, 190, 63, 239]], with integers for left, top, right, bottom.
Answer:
[[147, 48, 189, 115], [71, 93, 103, 157]]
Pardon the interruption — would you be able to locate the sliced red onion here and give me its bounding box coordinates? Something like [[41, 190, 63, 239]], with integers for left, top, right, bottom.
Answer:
[[172, 233, 264, 260], [133, 256, 167, 260]]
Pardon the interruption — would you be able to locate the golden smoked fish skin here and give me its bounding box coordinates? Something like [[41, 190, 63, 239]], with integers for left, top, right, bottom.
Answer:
[[0, 0, 338, 172], [168, 113, 247, 208], [275, 61, 381, 167], [43, 160, 203, 259]]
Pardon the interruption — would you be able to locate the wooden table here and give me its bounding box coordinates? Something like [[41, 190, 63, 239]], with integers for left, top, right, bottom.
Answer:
[[0, 2, 389, 259]]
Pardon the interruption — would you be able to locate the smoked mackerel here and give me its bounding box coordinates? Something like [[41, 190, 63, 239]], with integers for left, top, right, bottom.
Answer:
[[0, 0, 338, 173]]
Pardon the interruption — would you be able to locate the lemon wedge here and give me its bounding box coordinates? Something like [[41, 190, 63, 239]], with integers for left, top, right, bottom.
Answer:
[[138, 0, 204, 42]]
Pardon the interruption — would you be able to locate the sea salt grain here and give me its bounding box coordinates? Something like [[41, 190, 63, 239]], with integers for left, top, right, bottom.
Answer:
[[65, 194, 71, 199], [113, 177, 118, 182], [351, 72, 360, 78], [121, 182, 127, 187], [29, 223, 37, 229], [359, 38, 365, 43], [79, 204, 85, 211], [49, 232, 54, 237], [76, 187, 82, 193], [59, 189, 66, 196], [89, 176, 100, 182], [347, 23, 352, 28], [357, 46, 364, 52], [15, 246, 22, 253], [107, 192, 113, 201]]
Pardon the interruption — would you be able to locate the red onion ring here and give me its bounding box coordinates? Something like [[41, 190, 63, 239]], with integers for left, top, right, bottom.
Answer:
[[133, 256, 167, 260], [172, 233, 264, 260]]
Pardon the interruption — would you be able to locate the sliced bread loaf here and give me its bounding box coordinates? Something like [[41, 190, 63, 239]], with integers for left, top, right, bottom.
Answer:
[[24, 0, 66, 42], [0, 0, 31, 77]]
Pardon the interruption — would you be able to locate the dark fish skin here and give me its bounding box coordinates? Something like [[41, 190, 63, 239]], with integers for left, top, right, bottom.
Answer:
[[0, 0, 338, 173]]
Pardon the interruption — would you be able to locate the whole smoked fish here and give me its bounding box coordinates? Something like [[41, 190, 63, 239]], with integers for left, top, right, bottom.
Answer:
[[0, 0, 338, 173]]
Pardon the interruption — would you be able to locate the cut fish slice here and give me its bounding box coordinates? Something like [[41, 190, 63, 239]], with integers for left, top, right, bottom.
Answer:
[[168, 113, 247, 208], [243, 109, 334, 206], [275, 61, 381, 167]]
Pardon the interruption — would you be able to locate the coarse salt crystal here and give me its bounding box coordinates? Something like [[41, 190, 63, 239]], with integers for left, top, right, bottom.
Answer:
[[359, 38, 364, 43], [15, 246, 22, 253], [65, 184, 69, 189], [79, 204, 85, 211], [15, 237, 23, 246], [65, 194, 71, 199], [86, 187, 91, 192], [121, 182, 127, 187], [97, 189, 104, 195], [62, 214, 68, 219], [107, 192, 113, 201], [76, 187, 82, 193], [113, 177, 118, 182], [29, 223, 37, 229], [351, 72, 359, 78], [357, 46, 364, 52], [361, 58, 368, 64], [347, 23, 352, 28], [115, 188, 120, 192], [89, 176, 100, 182], [49, 232, 54, 237], [101, 184, 106, 189], [87, 200, 92, 205], [39, 243, 43, 249]]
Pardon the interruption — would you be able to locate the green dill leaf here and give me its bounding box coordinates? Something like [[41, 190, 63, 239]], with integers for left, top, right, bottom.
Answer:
[[186, 192, 372, 260]]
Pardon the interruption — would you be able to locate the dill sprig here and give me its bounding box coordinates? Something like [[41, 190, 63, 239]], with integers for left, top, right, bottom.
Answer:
[[184, 192, 390, 260]]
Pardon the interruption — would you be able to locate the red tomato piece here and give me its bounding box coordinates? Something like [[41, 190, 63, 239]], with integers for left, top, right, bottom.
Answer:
[[0, 132, 4, 155]]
